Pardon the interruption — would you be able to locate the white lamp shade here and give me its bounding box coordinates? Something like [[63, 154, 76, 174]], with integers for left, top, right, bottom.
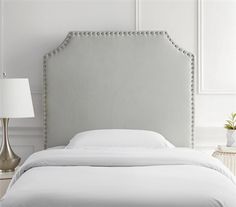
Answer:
[[0, 79, 34, 118]]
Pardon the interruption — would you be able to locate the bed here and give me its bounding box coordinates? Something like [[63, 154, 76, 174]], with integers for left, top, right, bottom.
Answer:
[[1, 31, 236, 207]]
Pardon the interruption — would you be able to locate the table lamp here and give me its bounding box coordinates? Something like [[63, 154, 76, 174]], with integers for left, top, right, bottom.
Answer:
[[0, 78, 34, 172]]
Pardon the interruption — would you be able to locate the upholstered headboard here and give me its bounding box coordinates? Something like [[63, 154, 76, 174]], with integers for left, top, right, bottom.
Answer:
[[43, 31, 194, 148]]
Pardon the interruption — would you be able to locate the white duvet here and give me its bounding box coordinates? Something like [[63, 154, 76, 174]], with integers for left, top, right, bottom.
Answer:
[[1, 148, 236, 207]]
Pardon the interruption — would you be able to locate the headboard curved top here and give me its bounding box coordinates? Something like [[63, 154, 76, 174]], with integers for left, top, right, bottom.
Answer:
[[43, 31, 194, 148]]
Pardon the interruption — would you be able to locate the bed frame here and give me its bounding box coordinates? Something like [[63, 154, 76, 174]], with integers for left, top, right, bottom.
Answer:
[[43, 31, 195, 148]]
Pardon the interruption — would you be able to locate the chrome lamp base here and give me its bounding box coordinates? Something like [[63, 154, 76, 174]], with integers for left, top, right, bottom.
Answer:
[[0, 118, 20, 172]]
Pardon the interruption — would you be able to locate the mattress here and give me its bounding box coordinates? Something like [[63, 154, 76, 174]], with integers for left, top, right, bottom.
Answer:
[[1, 148, 236, 207]]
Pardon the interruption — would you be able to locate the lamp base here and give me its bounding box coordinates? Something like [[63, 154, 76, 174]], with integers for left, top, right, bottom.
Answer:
[[0, 118, 21, 172], [0, 155, 20, 173]]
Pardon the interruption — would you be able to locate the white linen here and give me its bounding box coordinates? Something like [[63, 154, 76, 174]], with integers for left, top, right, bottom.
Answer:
[[1, 148, 236, 207], [46, 146, 65, 150], [66, 129, 174, 149]]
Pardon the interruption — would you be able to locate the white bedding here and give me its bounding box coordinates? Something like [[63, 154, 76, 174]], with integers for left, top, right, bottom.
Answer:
[[1, 148, 236, 207]]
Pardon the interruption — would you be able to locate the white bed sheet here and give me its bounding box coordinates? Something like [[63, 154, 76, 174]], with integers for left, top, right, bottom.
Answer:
[[1, 148, 236, 207]]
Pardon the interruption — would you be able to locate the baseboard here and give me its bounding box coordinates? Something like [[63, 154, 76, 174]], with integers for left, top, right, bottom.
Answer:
[[195, 126, 226, 147]]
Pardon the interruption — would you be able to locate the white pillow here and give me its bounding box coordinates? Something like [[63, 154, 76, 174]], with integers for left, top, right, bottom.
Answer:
[[66, 129, 174, 149]]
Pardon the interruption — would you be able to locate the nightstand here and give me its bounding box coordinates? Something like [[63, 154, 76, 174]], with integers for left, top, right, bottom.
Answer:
[[0, 171, 15, 198], [212, 146, 236, 175]]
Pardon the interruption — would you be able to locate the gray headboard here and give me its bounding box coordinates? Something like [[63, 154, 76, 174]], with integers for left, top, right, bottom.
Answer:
[[43, 31, 194, 148]]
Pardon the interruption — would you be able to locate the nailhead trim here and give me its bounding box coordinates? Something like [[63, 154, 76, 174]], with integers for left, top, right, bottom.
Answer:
[[43, 31, 195, 149], [43, 58, 47, 149]]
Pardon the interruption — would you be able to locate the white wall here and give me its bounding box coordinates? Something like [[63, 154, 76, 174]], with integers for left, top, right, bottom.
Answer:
[[0, 0, 235, 161], [196, 0, 236, 152], [0, 0, 136, 162], [137, 0, 236, 152]]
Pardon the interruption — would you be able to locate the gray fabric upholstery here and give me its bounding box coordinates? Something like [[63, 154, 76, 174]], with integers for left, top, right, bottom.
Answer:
[[43, 31, 194, 148]]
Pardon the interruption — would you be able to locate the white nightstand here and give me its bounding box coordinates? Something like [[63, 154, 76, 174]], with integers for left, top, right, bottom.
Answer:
[[212, 146, 236, 175], [0, 171, 15, 198]]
